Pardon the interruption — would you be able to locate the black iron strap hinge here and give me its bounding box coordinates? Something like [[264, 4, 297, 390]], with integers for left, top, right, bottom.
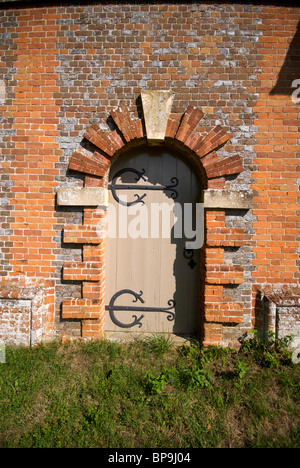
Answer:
[[105, 289, 176, 328], [108, 167, 179, 206]]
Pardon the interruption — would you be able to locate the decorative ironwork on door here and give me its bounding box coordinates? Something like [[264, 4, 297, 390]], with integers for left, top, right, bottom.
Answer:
[[108, 167, 179, 206], [105, 289, 176, 329], [183, 248, 197, 270]]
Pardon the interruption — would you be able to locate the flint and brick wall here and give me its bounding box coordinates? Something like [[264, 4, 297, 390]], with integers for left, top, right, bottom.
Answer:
[[0, 1, 299, 347]]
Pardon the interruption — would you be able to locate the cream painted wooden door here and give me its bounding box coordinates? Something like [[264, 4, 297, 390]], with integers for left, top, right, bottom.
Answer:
[[105, 147, 201, 337]]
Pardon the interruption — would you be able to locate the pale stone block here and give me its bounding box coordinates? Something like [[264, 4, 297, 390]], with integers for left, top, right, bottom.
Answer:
[[141, 90, 174, 144], [0, 299, 31, 346], [0, 80, 5, 104], [57, 187, 108, 208], [203, 189, 253, 209]]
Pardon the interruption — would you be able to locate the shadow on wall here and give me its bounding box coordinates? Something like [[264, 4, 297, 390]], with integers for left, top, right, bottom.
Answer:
[[253, 288, 265, 341], [270, 20, 300, 96]]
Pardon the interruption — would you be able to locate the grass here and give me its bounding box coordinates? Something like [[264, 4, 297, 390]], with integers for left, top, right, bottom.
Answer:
[[0, 332, 299, 448]]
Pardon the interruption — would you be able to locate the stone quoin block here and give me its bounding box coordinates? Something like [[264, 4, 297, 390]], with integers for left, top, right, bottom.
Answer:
[[57, 187, 108, 208], [203, 190, 253, 209]]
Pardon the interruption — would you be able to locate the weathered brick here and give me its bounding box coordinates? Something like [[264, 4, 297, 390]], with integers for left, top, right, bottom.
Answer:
[[110, 106, 135, 142], [62, 298, 102, 320], [206, 227, 246, 247], [69, 148, 110, 178], [176, 105, 204, 143], [83, 124, 114, 157], [196, 126, 231, 158], [63, 224, 105, 244], [63, 261, 102, 282]]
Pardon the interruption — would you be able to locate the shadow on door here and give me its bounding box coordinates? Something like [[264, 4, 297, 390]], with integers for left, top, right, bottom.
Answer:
[[105, 146, 205, 341]]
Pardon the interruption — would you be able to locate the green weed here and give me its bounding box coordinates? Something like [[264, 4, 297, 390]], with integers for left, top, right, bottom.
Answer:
[[234, 361, 248, 380], [178, 364, 213, 389], [144, 370, 168, 395]]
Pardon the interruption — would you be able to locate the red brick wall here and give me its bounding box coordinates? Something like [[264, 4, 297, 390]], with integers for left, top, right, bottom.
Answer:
[[0, 2, 299, 346], [1, 6, 62, 278], [252, 6, 300, 329]]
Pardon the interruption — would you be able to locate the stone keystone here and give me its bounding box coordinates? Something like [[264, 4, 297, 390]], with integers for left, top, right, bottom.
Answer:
[[141, 90, 174, 144]]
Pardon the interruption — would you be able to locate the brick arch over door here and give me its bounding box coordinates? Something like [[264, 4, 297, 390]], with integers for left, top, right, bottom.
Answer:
[[61, 94, 247, 346], [70, 103, 243, 189]]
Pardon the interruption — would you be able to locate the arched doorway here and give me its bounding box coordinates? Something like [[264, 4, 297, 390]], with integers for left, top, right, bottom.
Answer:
[[59, 91, 247, 346], [105, 146, 202, 339]]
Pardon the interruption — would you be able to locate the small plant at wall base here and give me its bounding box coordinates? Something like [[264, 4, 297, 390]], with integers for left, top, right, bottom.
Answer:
[[239, 330, 295, 367], [178, 364, 214, 389]]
